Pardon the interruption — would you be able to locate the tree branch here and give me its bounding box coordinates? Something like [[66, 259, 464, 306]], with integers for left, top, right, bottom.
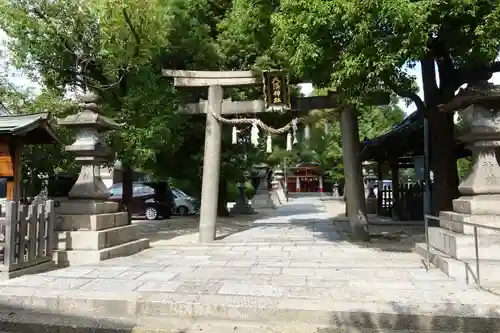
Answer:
[[383, 78, 426, 112], [122, 8, 140, 58]]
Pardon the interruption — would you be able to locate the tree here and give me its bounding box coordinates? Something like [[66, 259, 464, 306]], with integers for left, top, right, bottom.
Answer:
[[0, 0, 221, 217], [273, 0, 500, 213]]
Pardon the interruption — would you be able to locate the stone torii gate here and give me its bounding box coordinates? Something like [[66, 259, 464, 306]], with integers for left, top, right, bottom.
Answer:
[[163, 69, 388, 242]]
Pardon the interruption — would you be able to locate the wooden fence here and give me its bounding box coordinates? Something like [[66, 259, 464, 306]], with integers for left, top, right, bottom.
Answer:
[[378, 182, 425, 221], [0, 200, 55, 275]]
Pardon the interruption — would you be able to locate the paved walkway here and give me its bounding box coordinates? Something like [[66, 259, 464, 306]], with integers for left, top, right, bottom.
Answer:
[[0, 197, 500, 332]]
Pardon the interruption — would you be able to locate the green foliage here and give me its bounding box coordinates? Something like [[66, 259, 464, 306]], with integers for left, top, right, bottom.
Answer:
[[272, 0, 500, 212], [227, 181, 255, 201], [0, 0, 223, 176], [457, 157, 473, 181], [273, 0, 500, 101]]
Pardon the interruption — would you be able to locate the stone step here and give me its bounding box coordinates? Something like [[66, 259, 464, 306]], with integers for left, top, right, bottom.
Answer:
[[427, 227, 500, 260], [0, 288, 498, 332], [439, 211, 500, 236], [415, 242, 500, 284], [55, 199, 119, 215], [0, 310, 463, 333], [57, 212, 128, 231], [54, 238, 149, 266], [56, 224, 141, 251]]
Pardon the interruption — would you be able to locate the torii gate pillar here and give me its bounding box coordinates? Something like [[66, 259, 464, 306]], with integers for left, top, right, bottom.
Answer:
[[163, 70, 260, 242]]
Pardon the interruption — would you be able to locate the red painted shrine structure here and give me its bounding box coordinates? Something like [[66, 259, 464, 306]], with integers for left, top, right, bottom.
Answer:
[[287, 163, 325, 193]]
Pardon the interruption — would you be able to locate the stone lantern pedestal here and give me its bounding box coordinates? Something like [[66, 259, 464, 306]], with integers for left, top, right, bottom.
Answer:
[[230, 177, 255, 215], [416, 81, 500, 283], [53, 94, 148, 266], [272, 169, 287, 204], [251, 164, 275, 209]]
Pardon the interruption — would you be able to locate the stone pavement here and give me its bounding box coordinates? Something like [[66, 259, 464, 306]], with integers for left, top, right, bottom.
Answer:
[[0, 197, 500, 332]]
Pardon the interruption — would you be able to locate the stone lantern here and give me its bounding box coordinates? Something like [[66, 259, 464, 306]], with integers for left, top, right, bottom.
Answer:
[[58, 93, 120, 200], [420, 80, 500, 282], [251, 163, 275, 209], [230, 171, 254, 215], [53, 93, 148, 266]]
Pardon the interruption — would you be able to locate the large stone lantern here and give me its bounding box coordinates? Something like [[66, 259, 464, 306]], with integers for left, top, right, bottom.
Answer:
[[53, 93, 148, 266], [58, 93, 121, 200], [251, 163, 275, 209], [419, 80, 500, 283]]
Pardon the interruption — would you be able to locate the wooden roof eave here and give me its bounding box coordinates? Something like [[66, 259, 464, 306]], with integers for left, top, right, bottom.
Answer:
[[1, 113, 63, 145]]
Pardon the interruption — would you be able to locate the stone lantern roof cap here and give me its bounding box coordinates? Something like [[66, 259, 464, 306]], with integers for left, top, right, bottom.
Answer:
[[57, 111, 122, 130], [57, 93, 123, 130], [439, 80, 500, 112]]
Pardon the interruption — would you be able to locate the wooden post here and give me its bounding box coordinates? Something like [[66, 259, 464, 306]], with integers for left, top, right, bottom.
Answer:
[[45, 200, 55, 257], [27, 204, 37, 261], [3, 201, 17, 268], [17, 204, 27, 264], [37, 203, 45, 258], [340, 106, 369, 241], [13, 144, 21, 203], [390, 161, 400, 220], [377, 162, 383, 215]]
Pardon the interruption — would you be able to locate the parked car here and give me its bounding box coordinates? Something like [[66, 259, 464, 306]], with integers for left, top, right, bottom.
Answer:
[[172, 187, 199, 216], [108, 181, 175, 220]]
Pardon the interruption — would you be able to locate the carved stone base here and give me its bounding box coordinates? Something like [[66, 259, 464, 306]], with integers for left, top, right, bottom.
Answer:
[[68, 165, 112, 200], [452, 195, 500, 215], [252, 190, 275, 209], [230, 204, 255, 215], [54, 199, 149, 266]]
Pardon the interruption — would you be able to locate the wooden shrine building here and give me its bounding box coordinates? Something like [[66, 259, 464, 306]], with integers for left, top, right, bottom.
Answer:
[[0, 113, 61, 202], [287, 162, 327, 193], [360, 111, 468, 221]]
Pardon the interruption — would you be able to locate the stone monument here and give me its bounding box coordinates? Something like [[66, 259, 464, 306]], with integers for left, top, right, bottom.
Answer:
[[417, 81, 500, 283], [251, 164, 275, 209], [53, 93, 149, 266]]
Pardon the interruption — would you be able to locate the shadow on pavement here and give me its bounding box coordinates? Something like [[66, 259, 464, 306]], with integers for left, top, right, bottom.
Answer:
[[0, 302, 184, 332], [319, 302, 500, 332]]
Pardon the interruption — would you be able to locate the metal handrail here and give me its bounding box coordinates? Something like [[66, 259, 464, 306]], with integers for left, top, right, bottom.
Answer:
[[424, 214, 500, 290]]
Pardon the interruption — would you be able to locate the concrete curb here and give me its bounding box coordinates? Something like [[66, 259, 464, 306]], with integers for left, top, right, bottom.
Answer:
[[1, 289, 500, 332]]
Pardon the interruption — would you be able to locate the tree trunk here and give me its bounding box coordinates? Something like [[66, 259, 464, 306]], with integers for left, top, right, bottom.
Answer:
[[340, 107, 370, 242], [122, 164, 133, 224], [217, 178, 230, 217], [421, 54, 459, 215], [429, 110, 459, 213]]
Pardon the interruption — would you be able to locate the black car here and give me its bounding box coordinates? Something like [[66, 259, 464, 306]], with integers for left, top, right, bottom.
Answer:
[[109, 181, 175, 220]]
